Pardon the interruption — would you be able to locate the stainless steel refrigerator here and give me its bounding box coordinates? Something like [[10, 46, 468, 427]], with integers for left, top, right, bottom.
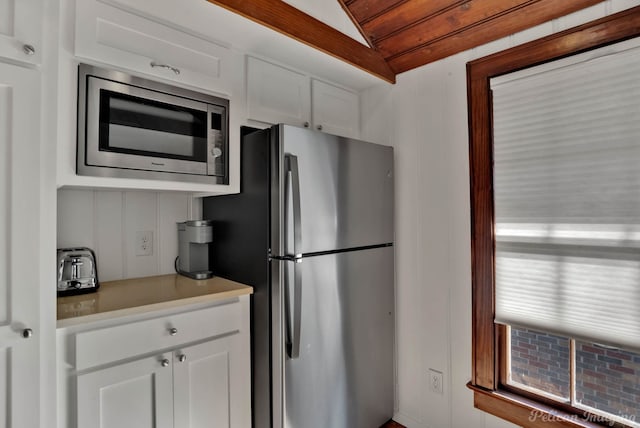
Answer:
[[203, 124, 394, 428]]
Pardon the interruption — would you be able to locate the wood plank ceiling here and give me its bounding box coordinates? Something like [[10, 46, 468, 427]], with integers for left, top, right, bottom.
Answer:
[[339, 0, 605, 74], [209, 0, 607, 82]]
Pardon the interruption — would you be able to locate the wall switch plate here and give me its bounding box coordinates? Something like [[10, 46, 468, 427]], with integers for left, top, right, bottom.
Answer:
[[136, 231, 153, 256], [429, 369, 444, 394]]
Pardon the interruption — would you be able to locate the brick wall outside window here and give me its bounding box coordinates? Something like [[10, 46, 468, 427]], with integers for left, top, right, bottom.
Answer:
[[510, 328, 640, 425], [510, 328, 570, 398], [575, 342, 640, 421]]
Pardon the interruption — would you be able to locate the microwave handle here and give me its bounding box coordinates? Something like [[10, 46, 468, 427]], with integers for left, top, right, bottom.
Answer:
[[150, 61, 180, 75]]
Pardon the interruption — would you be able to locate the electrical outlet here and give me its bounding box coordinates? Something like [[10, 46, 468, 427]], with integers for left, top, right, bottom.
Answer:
[[429, 369, 444, 394], [136, 231, 153, 256]]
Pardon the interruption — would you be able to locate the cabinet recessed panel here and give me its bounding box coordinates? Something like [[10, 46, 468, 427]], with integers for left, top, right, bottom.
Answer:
[[174, 338, 236, 428], [101, 375, 156, 428], [254, 68, 302, 115], [188, 351, 230, 428], [0, 0, 41, 64], [247, 56, 310, 126], [0, 1, 15, 37], [95, 19, 221, 78], [77, 355, 173, 428], [311, 79, 359, 139]]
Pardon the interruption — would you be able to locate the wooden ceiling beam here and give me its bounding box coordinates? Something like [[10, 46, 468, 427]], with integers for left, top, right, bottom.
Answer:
[[206, 0, 396, 83]]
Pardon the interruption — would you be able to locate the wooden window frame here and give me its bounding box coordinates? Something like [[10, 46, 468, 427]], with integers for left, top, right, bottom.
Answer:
[[467, 6, 640, 428]]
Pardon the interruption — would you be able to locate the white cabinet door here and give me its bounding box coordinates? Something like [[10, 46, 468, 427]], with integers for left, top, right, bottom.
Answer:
[[77, 353, 174, 428], [246, 56, 311, 128], [246, 57, 361, 139], [311, 79, 360, 139], [0, 0, 42, 64], [173, 335, 241, 428], [0, 62, 41, 428], [75, 0, 231, 95]]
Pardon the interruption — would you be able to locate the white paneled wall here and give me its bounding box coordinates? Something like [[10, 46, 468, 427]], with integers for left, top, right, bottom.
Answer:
[[57, 189, 200, 282], [361, 1, 640, 428]]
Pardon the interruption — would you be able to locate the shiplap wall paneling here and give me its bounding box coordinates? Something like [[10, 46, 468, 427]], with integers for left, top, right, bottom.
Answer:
[[57, 190, 195, 282]]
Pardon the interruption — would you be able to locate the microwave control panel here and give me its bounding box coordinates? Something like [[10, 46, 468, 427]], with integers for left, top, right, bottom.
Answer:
[[208, 109, 226, 179]]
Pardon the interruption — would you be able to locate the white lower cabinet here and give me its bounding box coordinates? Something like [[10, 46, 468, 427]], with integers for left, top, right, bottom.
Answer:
[[59, 298, 251, 428], [77, 335, 240, 428]]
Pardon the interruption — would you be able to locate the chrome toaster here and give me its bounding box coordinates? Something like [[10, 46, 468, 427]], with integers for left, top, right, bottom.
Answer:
[[57, 247, 99, 296]]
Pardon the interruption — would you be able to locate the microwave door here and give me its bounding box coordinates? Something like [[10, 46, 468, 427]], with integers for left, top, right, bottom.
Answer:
[[85, 77, 209, 175]]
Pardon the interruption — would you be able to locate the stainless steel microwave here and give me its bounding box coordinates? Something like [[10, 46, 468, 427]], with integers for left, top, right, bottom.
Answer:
[[77, 64, 229, 185]]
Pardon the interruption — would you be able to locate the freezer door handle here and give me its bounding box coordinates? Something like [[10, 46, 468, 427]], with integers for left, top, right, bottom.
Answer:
[[284, 259, 302, 359], [285, 154, 302, 259]]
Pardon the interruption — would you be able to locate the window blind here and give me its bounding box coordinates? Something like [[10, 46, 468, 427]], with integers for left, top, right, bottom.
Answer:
[[491, 38, 640, 352]]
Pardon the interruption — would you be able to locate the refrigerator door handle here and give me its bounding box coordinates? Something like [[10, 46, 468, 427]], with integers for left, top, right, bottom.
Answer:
[[285, 154, 302, 259], [284, 259, 302, 359]]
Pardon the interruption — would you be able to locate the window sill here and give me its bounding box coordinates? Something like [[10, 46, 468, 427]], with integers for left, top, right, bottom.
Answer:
[[467, 382, 622, 428]]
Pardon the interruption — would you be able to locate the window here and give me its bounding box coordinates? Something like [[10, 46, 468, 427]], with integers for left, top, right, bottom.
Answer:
[[507, 328, 640, 426], [468, 6, 640, 428]]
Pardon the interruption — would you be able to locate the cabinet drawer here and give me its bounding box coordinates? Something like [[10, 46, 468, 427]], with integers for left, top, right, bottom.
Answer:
[[74, 300, 242, 371]]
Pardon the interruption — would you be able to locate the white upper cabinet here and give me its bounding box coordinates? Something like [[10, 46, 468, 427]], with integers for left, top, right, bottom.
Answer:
[[74, 0, 232, 95], [247, 56, 311, 128], [0, 61, 41, 428], [311, 79, 360, 139], [246, 56, 361, 139], [0, 0, 42, 65], [60, 0, 243, 194]]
